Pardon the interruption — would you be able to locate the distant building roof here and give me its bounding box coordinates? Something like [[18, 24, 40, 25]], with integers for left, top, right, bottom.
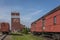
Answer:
[[11, 11, 20, 16]]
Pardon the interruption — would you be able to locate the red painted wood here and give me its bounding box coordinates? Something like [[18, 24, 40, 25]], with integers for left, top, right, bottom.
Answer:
[[31, 6, 60, 33], [1, 22, 10, 32]]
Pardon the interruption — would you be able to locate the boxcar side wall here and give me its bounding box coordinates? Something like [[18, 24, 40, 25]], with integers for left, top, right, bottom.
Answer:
[[35, 20, 42, 32], [31, 23, 36, 32], [44, 10, 60, 32], [1, 23, 10, 32], [31, 6, 60, 34]]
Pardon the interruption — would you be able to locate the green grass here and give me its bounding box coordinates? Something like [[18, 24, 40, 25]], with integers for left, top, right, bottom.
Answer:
[[11, 34, 44, 40]]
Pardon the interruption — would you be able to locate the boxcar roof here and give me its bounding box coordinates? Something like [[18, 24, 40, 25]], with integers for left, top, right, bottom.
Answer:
[[33, 5, 60, 23]]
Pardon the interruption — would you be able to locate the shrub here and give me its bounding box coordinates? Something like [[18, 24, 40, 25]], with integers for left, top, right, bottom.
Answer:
[[22, 27, 29, 34]]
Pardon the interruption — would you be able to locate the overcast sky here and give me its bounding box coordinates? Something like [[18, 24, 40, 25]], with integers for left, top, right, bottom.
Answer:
[[0, 0, 60, 28]]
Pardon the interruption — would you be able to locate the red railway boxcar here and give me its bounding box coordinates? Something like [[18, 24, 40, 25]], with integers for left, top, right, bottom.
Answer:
[[0, 22, 10, 34], [31, 5, 60, 39]]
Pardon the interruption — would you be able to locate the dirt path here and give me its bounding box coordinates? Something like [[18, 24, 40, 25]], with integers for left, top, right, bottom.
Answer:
[[4, 35, 11, 40]]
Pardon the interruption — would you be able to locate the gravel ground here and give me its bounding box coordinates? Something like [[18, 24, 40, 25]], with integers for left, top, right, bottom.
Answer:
[[4, 35, 11, 40]]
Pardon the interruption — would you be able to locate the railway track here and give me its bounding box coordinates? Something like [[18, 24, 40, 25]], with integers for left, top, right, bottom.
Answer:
[[0, 34, 7, 40]]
